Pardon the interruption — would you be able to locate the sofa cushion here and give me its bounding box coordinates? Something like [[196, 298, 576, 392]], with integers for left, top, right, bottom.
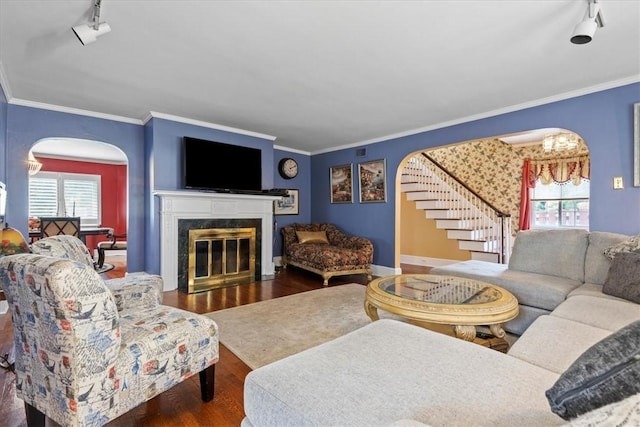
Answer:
[[431, 260, 581, 312], [584, 232, 630, 285], [508, 315, 611, 374], [244, 319, 563, 427], [296, 230, 329, 244], [564, 393, 640, 426], [603, 251, 640, 303], [288, 243, 371, 271], [508, 229, 588, 282], [567, 283, 632, 302], [545, 320, 640, 420], [603, 233, 640, 260], [551, 295, 640, 332]]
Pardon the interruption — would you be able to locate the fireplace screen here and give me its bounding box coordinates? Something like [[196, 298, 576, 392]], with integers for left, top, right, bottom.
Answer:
[[188, 227, 256, 292]]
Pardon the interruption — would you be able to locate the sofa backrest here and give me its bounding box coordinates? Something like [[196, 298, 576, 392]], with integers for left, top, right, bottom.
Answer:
[[584, 231, 630, 285], [508, 229, 589, 282]]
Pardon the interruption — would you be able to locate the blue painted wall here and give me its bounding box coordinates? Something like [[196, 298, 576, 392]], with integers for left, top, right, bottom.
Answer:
[[273, 149, 312, 256], [311, 83, 640, 268], [143, 117, 284, 274], [0, 85, 7, 184], [3, 104, 147, 271], [2, 82, 638, 274]]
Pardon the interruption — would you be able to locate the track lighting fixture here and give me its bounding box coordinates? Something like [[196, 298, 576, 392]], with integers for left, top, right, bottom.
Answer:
[[570, 0, 605, 45], [72, 0, 111, 45]]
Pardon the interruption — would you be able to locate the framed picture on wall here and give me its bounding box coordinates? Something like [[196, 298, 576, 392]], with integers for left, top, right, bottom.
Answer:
[[330, 164, 353, 203], [358, 159, 387, 203], [634, 103, 640, 187], [274, 189, 299, 215]]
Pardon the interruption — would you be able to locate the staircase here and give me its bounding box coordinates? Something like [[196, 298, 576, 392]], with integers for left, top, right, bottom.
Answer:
[[401, 154, 512, 263]]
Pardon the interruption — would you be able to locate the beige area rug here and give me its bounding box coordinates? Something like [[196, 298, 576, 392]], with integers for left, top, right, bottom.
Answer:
[[205, 283, 396, 369]]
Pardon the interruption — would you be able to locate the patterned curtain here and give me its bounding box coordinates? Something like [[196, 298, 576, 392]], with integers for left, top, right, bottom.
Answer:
[[529, 155, 590, 185], [518, 155, 590, 231]]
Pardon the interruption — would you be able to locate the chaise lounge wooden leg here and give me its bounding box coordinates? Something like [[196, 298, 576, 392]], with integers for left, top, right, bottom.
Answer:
[[25, 402, 45, 427], [199, 364, 216, 402]]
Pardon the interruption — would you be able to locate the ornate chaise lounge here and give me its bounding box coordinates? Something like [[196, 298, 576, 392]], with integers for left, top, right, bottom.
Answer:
[[281, 223, 373, 286]]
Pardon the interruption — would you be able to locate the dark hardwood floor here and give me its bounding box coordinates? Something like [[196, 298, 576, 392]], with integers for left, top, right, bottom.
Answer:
[[1, 257, 427, 426]]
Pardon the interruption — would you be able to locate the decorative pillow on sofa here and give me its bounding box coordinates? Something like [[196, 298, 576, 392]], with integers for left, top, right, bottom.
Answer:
[[296, 231, 329, 244], [603, 251, 640, 303], [603, 234, 640, 260], [546, 320, 640, 420]]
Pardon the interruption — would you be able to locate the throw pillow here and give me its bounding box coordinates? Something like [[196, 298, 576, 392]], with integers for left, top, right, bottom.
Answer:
[[296, 231, 329, 244], [603, 251, 640, 303], [545, 320, 640, 420], [603, 234, 640, 260]]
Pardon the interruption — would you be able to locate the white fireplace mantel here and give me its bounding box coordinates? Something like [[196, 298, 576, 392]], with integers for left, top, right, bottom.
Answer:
[[154, 190, 281, 291]]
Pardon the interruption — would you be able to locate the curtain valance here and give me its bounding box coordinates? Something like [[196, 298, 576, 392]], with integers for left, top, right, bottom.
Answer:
[[529, 155, 590, 185]]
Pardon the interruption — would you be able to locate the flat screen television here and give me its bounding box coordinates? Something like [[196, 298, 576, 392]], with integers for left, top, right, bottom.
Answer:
[[183, 137, 262, 192]]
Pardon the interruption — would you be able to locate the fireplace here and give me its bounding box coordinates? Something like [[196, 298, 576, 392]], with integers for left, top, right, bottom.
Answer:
[[179, 219, 261, 293], [155, 191, 281, 292]]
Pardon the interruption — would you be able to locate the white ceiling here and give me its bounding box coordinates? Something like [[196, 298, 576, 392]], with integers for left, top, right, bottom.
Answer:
[[1, 0, 639, 156]]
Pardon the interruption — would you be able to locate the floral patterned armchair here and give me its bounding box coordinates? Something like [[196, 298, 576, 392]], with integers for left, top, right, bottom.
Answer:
[[0, 253, 219, 427], [281, 223, 373, 286], [30, 235, 163, 311]]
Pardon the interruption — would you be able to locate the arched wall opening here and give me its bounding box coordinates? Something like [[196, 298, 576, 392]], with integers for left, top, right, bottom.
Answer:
[[30, 137, 129, 268], [395, 128, 590, 270]]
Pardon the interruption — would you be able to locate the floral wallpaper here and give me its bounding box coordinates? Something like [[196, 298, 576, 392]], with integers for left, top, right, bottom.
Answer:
[[426, 136, 590, 234]]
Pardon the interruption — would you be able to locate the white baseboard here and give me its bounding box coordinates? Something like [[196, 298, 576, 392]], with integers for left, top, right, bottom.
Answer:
[[400, 255, 460, 268], [371, 264, 401, 277]]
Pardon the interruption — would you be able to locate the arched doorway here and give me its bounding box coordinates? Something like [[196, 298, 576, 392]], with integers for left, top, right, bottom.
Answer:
[[397, 128, 590, 271], [29, 138, 128, 269]]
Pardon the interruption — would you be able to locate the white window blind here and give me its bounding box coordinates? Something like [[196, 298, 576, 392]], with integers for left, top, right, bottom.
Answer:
[[29, 172, 101, 226], [530, 180, 589, 230]]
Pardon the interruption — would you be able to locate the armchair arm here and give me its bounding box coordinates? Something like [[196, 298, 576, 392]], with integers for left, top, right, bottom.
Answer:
[[343, 236, 374, 262], [104, 274, 163, 311]]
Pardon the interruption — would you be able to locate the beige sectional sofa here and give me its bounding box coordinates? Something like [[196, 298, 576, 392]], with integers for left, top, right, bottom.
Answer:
[[241, 229, 640, 426], [430, 229, 630, 335]]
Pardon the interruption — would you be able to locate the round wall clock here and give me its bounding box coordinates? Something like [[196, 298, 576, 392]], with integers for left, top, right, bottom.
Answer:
[[278, 157, 299, 179]]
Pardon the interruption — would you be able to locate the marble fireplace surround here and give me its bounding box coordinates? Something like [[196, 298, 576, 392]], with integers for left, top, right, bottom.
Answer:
[[155, 191, 281, 292]]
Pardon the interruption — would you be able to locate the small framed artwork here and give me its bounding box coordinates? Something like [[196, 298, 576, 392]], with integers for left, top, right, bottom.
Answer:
[[274, 189, 299, 215], [330, 164, 353, 203], [358, 159, 387, 203], [634, 103, 640, 187]]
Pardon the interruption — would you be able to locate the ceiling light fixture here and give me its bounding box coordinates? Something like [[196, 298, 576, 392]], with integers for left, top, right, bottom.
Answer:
[[542, 133, 579, 152], [570, 0, 605, 45], [27, 151, 43, 175], [72, 0, 111, 45]]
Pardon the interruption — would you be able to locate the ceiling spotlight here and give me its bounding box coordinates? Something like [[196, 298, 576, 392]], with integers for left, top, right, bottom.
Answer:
[[72, 0, 110, 45], [570, 0, 605, 45]]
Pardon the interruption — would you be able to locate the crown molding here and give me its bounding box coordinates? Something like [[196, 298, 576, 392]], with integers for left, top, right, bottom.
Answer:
[[273, 145, 311, 156], [0, 62, 13, 101], [8, 97, 143, 125], [312, 75, 640, 155], [145, 111, 277, 142]]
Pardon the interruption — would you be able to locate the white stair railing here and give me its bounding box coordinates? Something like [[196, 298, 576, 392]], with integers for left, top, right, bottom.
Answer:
[[403, 154, 512, 263]]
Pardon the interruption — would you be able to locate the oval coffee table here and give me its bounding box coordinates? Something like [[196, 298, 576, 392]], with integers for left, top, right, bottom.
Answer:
[[364, 274, 519, 341]]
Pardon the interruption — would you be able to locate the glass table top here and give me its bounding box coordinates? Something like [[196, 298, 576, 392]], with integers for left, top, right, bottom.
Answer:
[[376, 274, 502, 305]]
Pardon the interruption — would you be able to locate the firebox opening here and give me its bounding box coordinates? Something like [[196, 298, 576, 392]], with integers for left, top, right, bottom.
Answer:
[[188, 227, 256, 293]]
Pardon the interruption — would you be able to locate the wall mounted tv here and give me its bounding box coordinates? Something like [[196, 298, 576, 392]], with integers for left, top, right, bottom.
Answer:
[[183, 137, 262, 192]]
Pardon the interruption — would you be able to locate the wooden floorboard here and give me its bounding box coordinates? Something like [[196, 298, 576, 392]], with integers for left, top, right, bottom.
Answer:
[[1, 257, 398, 426]]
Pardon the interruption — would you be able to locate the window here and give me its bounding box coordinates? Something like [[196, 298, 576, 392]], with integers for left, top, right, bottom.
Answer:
[[29, 172, 101, 226], [531, 179, 589, 229]]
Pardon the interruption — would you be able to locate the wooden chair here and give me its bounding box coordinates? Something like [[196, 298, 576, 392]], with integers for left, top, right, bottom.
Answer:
[[38, 216, 81, 238], [97, 230, 127, 268]]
